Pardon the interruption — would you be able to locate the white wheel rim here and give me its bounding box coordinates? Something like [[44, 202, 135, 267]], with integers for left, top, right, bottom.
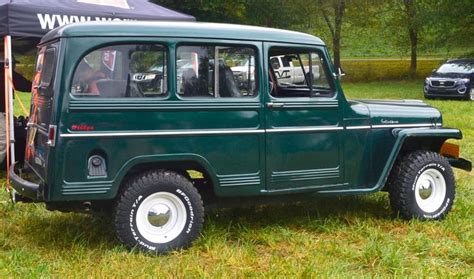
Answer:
[[414, 168, 446, 213], [136, 192, 187, 244], [470, 88, 474, 101]]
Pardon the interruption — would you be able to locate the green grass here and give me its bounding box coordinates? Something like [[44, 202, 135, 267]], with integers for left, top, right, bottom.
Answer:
[[1, 81, 473, 277]]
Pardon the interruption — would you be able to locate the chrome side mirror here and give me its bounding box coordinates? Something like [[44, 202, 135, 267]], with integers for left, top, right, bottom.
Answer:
[[336, 67, 345, 79]]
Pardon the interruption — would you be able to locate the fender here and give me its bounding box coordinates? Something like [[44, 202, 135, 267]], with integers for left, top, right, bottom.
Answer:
[[109, 153, 220, 198], [318, 127, 465, 195]]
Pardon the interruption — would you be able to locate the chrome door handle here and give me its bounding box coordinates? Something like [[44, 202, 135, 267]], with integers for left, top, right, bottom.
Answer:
[[267, 102, 284, 108]]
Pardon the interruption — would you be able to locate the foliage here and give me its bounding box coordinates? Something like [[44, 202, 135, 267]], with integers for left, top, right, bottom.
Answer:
[[2, 81, 473, 277], [340, 58, 443, 82], [151, 0, 473, 61]]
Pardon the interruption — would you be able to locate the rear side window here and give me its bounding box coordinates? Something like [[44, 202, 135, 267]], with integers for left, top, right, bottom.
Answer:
[[176, 45, 258, 98], [71, 44, 167, 98]]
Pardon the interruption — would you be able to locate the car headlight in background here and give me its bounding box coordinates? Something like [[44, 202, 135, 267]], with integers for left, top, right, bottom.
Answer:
[[425, 78, 430, 84], [456, 78, 470, 84]]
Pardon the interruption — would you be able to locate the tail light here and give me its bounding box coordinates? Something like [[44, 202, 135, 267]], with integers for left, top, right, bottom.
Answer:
[[47, 124, 57, 147]]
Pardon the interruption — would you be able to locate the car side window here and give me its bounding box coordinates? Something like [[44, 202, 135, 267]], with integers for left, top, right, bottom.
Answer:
[[269, 48, 334, 98], [176, 45, 258, 98], [71, 44, 167, 98]]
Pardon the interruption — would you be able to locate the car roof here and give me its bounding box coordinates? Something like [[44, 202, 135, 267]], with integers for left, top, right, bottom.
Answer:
[[445, 59, 474, 64], [40, 21, 325, 46]]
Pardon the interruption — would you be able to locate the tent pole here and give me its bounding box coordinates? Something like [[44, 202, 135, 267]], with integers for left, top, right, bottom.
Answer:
[[4, 35, 15, 174]]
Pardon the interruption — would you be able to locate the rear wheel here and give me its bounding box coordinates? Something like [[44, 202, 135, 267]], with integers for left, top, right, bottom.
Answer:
[[470, 88, 474, 101], [388, 151, 455, 220], [114, 170, 204, 254]]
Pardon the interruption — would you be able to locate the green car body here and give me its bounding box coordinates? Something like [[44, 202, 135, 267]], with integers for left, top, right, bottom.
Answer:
[[10, 21, 471, 253]]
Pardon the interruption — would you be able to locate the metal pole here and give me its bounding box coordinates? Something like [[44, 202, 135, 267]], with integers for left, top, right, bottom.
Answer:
[[4, 35, 15, 166]]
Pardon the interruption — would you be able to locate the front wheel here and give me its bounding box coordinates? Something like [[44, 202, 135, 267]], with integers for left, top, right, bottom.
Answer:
[[388, 151, 455, 220], [470, 88, 474, 101], [114, 170, 204, 254]]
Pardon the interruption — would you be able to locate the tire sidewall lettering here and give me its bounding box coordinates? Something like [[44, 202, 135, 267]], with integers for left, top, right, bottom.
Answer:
[[128, 186, 195, 251], [176, 189, 195, 234]]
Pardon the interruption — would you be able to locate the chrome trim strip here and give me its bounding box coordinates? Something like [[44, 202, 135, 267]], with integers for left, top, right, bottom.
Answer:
[[267, 126, 343, 133], [60, 129, 265, 138], [371, 123, 434, 129], [59, 124, 437, 138], [345, 125, 371, 130]]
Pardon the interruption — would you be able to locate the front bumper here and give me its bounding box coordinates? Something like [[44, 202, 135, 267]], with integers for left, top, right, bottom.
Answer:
[[9, 162, 43, 201], [424, 83, 471, 99], [447, 157, 472, 172]]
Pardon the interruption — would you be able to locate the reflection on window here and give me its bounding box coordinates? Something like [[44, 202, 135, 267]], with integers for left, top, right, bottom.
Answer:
[[32, 47, 56, 97], [269, 48, 333, 98], [176, 45, 258, 98], [71, 44, 167, 98]]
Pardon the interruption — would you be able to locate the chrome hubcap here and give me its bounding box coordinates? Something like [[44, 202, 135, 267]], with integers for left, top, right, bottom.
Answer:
[[470, 88, 474, 101], [147, 203, 172, 227], [415, 168, 446, 213], [418, 180, 433, 200]]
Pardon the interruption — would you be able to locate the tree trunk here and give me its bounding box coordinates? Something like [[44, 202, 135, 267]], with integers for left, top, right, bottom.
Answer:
[[319, 0, 345, 70], [404, 0, 417, 78], [333, 36, 341, 70], [408, 27, 417, 78], [333, 0, 345, 70]]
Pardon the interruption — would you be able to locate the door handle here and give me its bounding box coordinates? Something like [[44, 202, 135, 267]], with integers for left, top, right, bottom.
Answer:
[[267, 102, 284, 108]]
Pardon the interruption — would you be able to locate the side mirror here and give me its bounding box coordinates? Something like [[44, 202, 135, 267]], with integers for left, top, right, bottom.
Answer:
[[337, 67, 345, 79]]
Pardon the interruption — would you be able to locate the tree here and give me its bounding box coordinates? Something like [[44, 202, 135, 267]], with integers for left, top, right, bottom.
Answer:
[[318, 0, 346, 70], [403, 0, 417, 77], [150, 0, 247, 23]]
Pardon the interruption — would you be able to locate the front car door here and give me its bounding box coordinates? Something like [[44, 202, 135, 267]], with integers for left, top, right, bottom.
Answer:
[[264, 43, 345, 192]]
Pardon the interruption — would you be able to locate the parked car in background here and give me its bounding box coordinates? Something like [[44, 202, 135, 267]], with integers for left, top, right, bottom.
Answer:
[[231, 57, 256, 94], [270, 55, 320, 86], [424, 59, 474, 100]]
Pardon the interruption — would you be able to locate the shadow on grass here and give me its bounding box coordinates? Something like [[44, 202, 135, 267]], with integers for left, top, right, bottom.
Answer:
[[208, 193, 392, 228], [11, 209, 117, 252], [11, 193, 392, 252]]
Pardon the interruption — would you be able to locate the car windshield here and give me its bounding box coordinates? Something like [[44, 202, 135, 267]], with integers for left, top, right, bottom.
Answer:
[[436, 62, 474, 74]]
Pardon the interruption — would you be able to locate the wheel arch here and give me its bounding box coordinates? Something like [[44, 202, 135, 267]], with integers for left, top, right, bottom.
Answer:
[[110, 154, 219, 199]]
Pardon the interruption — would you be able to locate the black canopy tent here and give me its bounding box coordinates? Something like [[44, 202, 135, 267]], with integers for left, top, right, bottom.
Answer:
[[0, 0, 194, 173]]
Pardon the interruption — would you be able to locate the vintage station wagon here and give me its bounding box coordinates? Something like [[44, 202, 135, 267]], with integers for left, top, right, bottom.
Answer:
[[11, 22, 471, 254]]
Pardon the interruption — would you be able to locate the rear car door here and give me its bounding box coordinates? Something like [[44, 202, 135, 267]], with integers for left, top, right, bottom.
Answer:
[[25, 44, 57, 179]]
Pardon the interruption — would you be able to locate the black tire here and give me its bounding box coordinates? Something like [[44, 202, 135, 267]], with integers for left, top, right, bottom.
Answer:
[[114, 170, 204, 254], [388, 151, 455, 220]]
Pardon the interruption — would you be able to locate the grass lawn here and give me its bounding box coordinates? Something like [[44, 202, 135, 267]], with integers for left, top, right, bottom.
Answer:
[[1, 81, 473, 277]]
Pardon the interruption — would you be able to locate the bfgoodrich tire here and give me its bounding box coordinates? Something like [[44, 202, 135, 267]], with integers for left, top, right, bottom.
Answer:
[[114, 170, 204, 254], [388, 151, 455, 220]]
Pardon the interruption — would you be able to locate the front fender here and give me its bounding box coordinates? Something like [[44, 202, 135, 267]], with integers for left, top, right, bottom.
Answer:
[[320, 127, 465, 195], [379, 127, 465, 191]]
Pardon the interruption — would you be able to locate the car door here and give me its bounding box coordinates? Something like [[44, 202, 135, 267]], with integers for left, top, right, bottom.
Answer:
[[264, 43, 344, 192]]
